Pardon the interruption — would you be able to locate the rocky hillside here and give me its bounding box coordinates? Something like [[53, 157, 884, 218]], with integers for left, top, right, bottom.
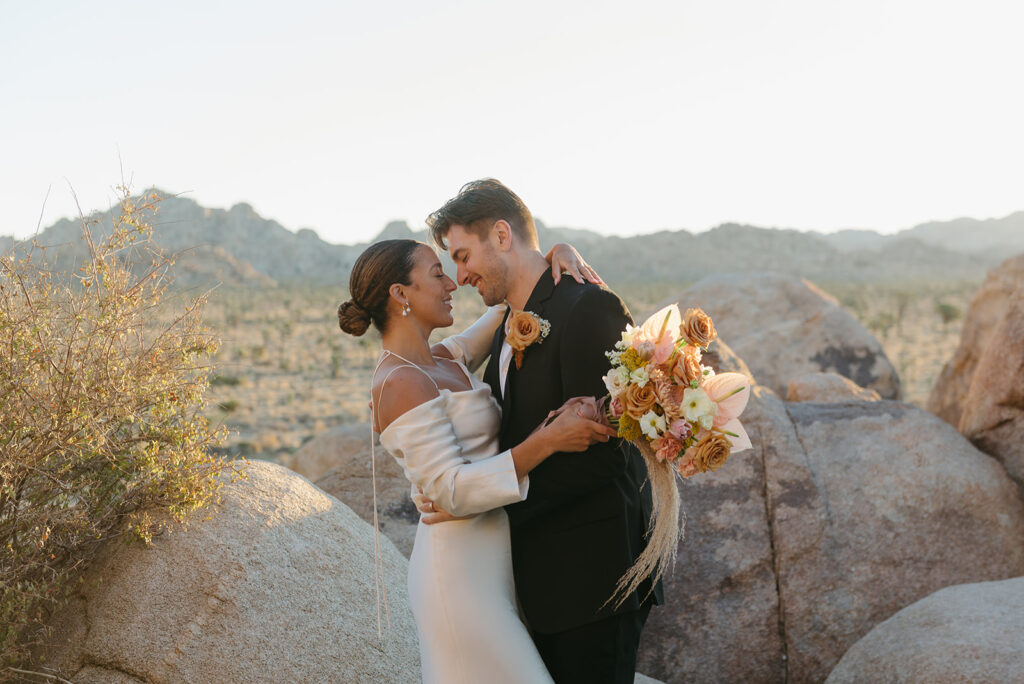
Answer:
[[5, 192, 365, 287], [3, 190, 1018, 288], [820, 211, 1024, 255], [901, 211, 1024, 255]]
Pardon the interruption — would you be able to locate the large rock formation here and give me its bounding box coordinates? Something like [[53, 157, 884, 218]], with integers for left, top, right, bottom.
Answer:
[[928, 254, 1024, 489], [826, 577, 1024, 683], [38, 460, 419, 682], [639, 385, 1024, 683], [929, 254, 1024, 424], [700, 337, 754, 378], [636, 445, 786, 683], [957, 293, 1024, 487], [283, 423, 419, 557], [785, 371, 881, 403], [753, 388, 1024, 682], [662, 273, 901, 399], [636, 336, 786, 683], [281, 422, 375, 482]]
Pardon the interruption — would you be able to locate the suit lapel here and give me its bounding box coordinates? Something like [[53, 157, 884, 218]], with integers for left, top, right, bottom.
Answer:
[[500, 271, 559, 438], [522, 269, 558, 318]]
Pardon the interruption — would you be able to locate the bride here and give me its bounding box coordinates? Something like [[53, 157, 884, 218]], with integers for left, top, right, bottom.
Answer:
[[337, 238, 613, 683]]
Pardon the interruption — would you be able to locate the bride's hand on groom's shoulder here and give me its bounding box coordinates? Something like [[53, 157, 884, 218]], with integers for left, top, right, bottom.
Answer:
[[546, 243, 603, 286]]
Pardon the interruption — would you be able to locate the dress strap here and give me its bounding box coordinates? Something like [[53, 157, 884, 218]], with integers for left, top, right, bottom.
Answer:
[[375, 350, 441, 386], [372, 351, 441, 433], [446, 357, 476, 388]]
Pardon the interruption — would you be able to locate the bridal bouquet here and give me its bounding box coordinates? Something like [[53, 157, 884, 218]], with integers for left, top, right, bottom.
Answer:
[[603, 305, 751, 475], [598, 304, 751, 606]]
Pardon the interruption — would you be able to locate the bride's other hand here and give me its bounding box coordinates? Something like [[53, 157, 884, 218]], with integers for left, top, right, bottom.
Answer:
[[544, 404, 618, 453], [417, 496, 473, 525], [546, 243, 603, 286], [540, 396, 610, 429], [529, 399, 584, 436], [555, 396, 591, 416]]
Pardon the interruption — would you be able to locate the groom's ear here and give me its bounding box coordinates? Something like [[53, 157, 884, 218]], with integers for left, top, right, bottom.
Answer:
[[493, 219, 513, 253]]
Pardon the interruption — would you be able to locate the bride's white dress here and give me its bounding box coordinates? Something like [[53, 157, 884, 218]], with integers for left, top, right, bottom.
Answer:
[[377, 312, 553, 683]]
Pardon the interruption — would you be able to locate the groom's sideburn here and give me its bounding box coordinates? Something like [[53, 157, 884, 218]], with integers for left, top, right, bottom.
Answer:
[[484, 270, 664, 684]]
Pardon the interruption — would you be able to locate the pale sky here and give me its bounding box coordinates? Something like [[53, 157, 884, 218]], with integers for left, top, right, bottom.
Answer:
[[2, 0, 1022, 243]]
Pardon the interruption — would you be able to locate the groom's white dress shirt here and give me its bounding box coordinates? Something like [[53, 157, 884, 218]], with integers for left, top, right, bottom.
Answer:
[[499, 332, 513, 398]]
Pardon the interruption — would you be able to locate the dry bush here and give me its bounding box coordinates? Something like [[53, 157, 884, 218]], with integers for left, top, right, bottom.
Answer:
[[0, 187, 237, 672]]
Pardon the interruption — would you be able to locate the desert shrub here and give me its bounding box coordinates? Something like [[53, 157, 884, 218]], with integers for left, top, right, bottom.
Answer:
[[867, 311, 895, 339], [217, 399, 240, 413], [0, 187, 236, 671], [935, 299, 963, 326]]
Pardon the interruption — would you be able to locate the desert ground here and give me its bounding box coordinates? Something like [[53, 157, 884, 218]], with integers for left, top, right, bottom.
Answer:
[[200, 278, 978, 463]]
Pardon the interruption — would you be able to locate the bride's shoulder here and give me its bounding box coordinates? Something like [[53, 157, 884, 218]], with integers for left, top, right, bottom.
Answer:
[[372, 363, 443, 433]]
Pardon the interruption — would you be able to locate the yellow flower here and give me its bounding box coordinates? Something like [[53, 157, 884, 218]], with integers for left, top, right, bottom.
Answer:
[[620, 347, 643, 372], [617, 414, 642, 441]]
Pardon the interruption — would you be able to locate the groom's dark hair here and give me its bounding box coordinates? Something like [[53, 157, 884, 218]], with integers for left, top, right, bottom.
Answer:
[[427, 179, 539, 251]]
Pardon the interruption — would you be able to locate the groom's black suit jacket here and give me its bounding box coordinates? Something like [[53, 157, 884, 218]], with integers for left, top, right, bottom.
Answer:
[[484, 271, 664, 635]]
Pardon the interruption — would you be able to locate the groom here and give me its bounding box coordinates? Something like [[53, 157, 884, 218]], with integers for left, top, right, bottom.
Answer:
[[427, 179, 663, 683]]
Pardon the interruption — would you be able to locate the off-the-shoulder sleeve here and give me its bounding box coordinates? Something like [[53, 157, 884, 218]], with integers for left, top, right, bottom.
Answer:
[[380, 396, 528, 516], [438, 305, 506, 372]]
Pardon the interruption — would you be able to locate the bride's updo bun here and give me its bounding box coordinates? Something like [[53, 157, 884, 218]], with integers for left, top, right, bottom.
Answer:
[[338, 239, 422, 336], [337, 300, 371, 336]]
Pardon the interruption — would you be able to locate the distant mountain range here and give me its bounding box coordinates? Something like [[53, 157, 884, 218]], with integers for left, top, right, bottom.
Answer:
[[3, 190, 1021, 288]]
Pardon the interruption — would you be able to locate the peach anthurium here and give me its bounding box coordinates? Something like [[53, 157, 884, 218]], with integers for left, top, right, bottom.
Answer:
[[718, 418, 752, 452], [702, 372, 751, 427], [636, 304, 682, 365]]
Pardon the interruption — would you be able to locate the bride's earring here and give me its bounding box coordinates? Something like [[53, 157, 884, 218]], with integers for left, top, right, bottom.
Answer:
[[402, 301, 411, 317]]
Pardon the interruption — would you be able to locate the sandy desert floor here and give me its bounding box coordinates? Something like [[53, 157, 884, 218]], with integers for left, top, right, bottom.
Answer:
[[199, 278, 979, 463]]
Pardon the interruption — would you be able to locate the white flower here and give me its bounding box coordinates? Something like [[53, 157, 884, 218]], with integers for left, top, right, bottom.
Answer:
[[605, 349, 623, 366], [682, 387, 717, 423], [698, 413, 715, 430], [629, 366, 650, 387], [701, 365, 715, 379], [603, 366, 631, 397], [614, 340, 628, 352], [639, 410, 666, 439], [621, 324, 639, 348]]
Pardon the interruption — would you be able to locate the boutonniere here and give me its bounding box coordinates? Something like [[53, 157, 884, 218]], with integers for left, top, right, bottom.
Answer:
[[505, 309, 551, 369]]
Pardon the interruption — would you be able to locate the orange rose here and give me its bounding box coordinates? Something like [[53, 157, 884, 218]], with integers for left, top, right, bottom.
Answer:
[[622, 381, 657, 420], [672, 346, 703, 386], [681, 308, 717, 348], [506, 311, 541, 350], [505, 310, 548, 369], [692, 432, 731, 473]]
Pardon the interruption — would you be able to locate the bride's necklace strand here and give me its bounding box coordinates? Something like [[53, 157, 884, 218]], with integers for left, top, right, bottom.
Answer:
[[366, 348, 441, 640]]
